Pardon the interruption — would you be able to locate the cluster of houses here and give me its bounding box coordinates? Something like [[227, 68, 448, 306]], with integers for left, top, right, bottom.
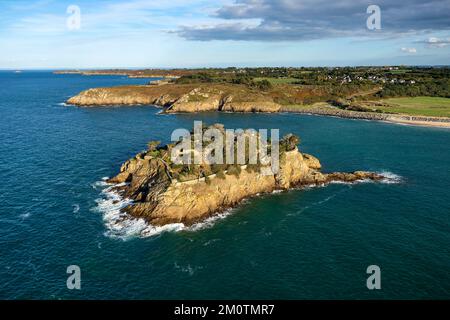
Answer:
[[325, 74, 417, 85], [219, 67, 420, 86]]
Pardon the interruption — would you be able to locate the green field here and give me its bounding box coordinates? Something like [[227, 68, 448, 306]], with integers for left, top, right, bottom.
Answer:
[[388, 69, 411, 74], [378, 97, 450, 117], [253, 77, 298, 85]]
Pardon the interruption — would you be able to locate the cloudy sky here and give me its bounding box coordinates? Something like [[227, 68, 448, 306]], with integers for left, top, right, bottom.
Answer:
[[0, 0, 449, 68]]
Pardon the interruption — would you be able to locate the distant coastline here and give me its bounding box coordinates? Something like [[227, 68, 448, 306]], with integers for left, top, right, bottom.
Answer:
[[60, 67, 450, 129], [54, 69, 183, 79], [65, 84, 450, 128]]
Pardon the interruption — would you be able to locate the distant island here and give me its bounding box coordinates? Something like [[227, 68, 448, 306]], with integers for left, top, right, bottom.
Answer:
[[55, 69, 192, 78], [107, 124, 388, 226], [64, 67, 450, 128]]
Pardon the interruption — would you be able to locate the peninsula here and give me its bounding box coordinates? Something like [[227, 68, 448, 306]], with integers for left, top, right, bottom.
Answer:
[[108, 124, 388, 226], [54, 68, 192, 78], [65, 67, 450, 128]]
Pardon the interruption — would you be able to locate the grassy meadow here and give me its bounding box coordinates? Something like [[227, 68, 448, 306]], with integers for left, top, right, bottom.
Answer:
[[378, 97, 450, 117]]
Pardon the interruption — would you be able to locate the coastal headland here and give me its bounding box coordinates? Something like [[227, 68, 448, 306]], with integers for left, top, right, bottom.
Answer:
[[64, 67, 450, 128], [67, 82, 450, 128]]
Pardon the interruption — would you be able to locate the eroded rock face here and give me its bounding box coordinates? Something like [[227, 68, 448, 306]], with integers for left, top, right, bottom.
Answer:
[[166, 89, 223, 113], [221, 101, 281, 113], [67, 84, 282, 113], [107, 142, 385, 226], [67, 86, 178, 106], [302, 153, 321, 170]]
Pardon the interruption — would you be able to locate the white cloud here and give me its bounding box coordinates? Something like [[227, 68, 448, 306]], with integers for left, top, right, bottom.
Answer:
[[177, 0, 450, 41], [401, 47, 417, 54], [424, 37, 450, 48]]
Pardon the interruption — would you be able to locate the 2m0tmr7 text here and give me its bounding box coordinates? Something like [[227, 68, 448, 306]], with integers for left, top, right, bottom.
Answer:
[[217, 304, 275, 315]]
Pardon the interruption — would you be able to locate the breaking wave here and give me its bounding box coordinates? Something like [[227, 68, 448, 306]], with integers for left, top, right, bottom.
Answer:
[[92, 171, 402, 239], [92, 178, 235, 240], [377, 171, 403, 184], [19, 212, 31, 220]]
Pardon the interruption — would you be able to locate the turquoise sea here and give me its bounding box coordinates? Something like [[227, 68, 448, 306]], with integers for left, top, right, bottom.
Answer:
[[0, 71, 449, 299]]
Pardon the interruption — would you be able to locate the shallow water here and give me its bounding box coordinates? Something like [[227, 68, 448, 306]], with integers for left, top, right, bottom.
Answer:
[[0, 71, 449, 299]]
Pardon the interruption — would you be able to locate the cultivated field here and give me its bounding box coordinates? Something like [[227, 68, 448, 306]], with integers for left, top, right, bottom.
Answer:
[[378, 97, 450, 117]]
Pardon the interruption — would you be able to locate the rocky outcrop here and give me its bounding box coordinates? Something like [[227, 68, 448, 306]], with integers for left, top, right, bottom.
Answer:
[[107, 128, 386, 226], [67, 86, 180, 106], [67, 84, 282, 113], [66, 82, 450, 128]]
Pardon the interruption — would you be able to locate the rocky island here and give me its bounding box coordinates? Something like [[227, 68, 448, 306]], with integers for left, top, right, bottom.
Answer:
[[107, 124, 387, 226]]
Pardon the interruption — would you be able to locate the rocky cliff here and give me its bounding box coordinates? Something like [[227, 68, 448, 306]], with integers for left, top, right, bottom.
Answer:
[[107, 126, 386, 226], [67, 83, 282, 113]]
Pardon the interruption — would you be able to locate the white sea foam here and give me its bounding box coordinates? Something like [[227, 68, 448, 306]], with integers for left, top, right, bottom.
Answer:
[[203, 238, 221, 247], [19, 212, 31, 220], [91, 180, 111, 190], [186, 209, 234, 232], [72, 204, 80, 213], [329, 180, 354, 185], [93, 185, 137, 239], [140, 223, 185, 237], [139, 208, 234, 237], [174, 263, 203, 276], [377, 171, 403, 184], [327, 171, 403, 185], [92, 170, 402, 239], [92, 177, 235, 239]]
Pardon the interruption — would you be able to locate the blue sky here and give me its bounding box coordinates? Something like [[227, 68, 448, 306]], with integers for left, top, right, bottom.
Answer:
[[0, 0, 449, 69]]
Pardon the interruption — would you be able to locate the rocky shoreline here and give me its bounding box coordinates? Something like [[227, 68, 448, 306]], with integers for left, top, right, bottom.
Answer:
[[67, 84, 281, 113], [282, 105, 450, 128], [67, 85, 450, 128]]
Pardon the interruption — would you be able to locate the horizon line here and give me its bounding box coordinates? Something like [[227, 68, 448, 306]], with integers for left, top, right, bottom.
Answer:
[[1, 64, 450, 71]]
